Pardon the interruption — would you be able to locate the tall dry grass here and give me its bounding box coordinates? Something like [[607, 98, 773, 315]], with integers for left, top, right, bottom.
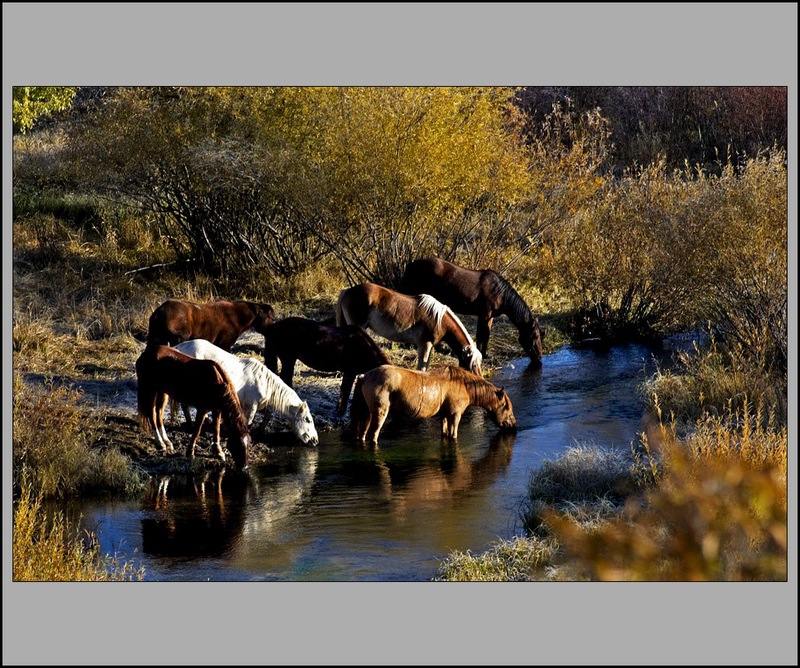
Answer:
[[13, 372, 144, 500], [13, 476, 145, 581]]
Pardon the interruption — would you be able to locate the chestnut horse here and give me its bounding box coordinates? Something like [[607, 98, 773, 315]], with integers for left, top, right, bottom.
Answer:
[[147, 298, 277, 351], [263, 317, 391, 414], [350, 364, 516, 445], [401, 257, 544, 365], [336, 282, 482, 376], [136, 344, 251, 469]]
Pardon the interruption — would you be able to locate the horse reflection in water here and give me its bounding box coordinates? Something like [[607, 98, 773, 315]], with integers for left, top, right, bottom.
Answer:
[[353, 429, 518, 524], [141, 468, 252, 559], [141, 450, 320, 564]]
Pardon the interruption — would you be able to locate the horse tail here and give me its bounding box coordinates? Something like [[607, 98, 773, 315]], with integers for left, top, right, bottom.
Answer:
[[335, 288, 347, 327], [350, 373, 369, 425], [136, 380, 154, 433]]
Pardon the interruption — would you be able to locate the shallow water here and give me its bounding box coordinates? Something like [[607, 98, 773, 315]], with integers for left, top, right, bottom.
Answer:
[[75, 341, 675, 581]]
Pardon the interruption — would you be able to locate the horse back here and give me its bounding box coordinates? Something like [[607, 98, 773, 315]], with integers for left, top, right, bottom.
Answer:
[[147, 299, 254, 350], [402, 257, 489, 314]]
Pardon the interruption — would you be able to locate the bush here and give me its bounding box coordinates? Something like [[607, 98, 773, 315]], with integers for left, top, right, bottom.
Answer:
[[13, 373, 144, 500]]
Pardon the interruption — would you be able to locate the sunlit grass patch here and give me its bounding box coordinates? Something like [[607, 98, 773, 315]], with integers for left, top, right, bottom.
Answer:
[[13, 476, 145, 582], [435, 535, 559, 582], [13, 372, 145, 500]]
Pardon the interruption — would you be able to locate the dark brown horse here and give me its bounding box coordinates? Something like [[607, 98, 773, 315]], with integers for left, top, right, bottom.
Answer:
[[336, 282, 483, 375], [136, 344, 251, 469], [401, 257, 544, 365], [263, 317, 391, 414], [147, 298, 276, 351], [350, 364, 516, 445]]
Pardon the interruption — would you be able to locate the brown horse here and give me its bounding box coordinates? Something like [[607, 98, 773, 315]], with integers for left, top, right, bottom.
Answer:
[[147, 298, 277, 351], [263, 317, 391, 414], [401, 257, 544, 365], [350, 364, 516, 445], [336, 282, 483, 375], [136, 344, 252, 469]]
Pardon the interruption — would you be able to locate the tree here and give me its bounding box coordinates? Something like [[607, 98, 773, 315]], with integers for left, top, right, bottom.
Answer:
[[13, 86, 78, 133]]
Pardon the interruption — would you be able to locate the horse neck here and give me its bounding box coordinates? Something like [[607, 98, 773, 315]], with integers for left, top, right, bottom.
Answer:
[[441, 309, 475, 352], [462, 376, 498, 411], [496, 276, 534, 329], [218, 373, 250, 438], [255, 363, 301, 415]]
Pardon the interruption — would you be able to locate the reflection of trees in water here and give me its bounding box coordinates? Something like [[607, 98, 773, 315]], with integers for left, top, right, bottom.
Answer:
[[140, 468, 252, 559]]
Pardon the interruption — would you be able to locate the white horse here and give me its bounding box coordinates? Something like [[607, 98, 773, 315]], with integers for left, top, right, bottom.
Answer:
[[174, 339, 319, 447]]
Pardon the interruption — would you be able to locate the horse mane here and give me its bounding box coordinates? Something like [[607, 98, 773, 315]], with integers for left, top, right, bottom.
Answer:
[[247, 359, 301, 415], [215, 364, 250, 438], [434, 365, 497, 403], [420, 294, 482, 367], [492, 272, 535, 328]]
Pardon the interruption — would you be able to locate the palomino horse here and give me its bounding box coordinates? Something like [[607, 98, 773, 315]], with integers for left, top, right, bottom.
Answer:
[[401, 257, 544, 365], [174, 339, 319, 446], [262, 316, 390, 414], [336, 282, 483, 376], [147, 298, 277, 351], [350, 364, 516, 445], [135, 344, 251, 469]]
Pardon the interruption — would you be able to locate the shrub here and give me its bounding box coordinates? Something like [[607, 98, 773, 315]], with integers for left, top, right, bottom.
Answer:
[[13, 373, 144, 500]]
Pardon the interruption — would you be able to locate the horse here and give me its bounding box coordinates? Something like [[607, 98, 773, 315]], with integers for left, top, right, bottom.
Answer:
[[147, 298, 277, 351], [401, 257, 544, 365], [135, 344, 251, 470], [350, 364, 516, 445], [262, 317, 391, 414], [174, 339, 319, 446], [336, 282, 483, 376]]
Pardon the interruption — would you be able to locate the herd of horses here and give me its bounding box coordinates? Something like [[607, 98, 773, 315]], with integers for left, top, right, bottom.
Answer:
[[135, 257, 545, 470]]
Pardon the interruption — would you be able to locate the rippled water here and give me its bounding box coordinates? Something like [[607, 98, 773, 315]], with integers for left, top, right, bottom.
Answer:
[[76, 341, 676, 581]]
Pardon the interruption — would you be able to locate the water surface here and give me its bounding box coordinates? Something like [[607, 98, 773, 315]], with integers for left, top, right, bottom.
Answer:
[[79, 342, 672, 581]]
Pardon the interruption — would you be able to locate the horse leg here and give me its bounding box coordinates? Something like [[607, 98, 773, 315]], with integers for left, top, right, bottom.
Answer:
[[477, 316, 493, 358], [263, 345, 279, 374], [417, 341, 434, 371], [448, 412, 462, 439], [154, 393, 174, 453], [210, 410, 226, 462], [280, 357, 296, 388], [366, 400, 390, 445], [187, 409, 207, 460], [338, 374, 355, 414]]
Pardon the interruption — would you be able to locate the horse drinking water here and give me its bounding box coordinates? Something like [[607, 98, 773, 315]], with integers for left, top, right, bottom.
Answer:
[[401, 257, 544, 365], [336, 282, 482, 376], [174, 339, 319, 446], [135, 344, 251, 469], [263, 317, 391, 414], [351, 364, 516, 445], [147, 298, 277, 351]]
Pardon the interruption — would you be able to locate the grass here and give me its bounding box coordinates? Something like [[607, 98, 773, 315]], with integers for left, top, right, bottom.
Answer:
[[13, 371, 145, 500], [437, 400, 787, 582], [13, 476, 145, 582]]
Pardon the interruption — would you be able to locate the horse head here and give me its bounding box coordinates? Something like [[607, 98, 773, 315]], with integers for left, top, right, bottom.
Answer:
[[232, 433, 251, 471], [289, 401, 319, 447], [490, 388, 517, 432], [520, 318, 544, 366], [252, 303, 277, 335]]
